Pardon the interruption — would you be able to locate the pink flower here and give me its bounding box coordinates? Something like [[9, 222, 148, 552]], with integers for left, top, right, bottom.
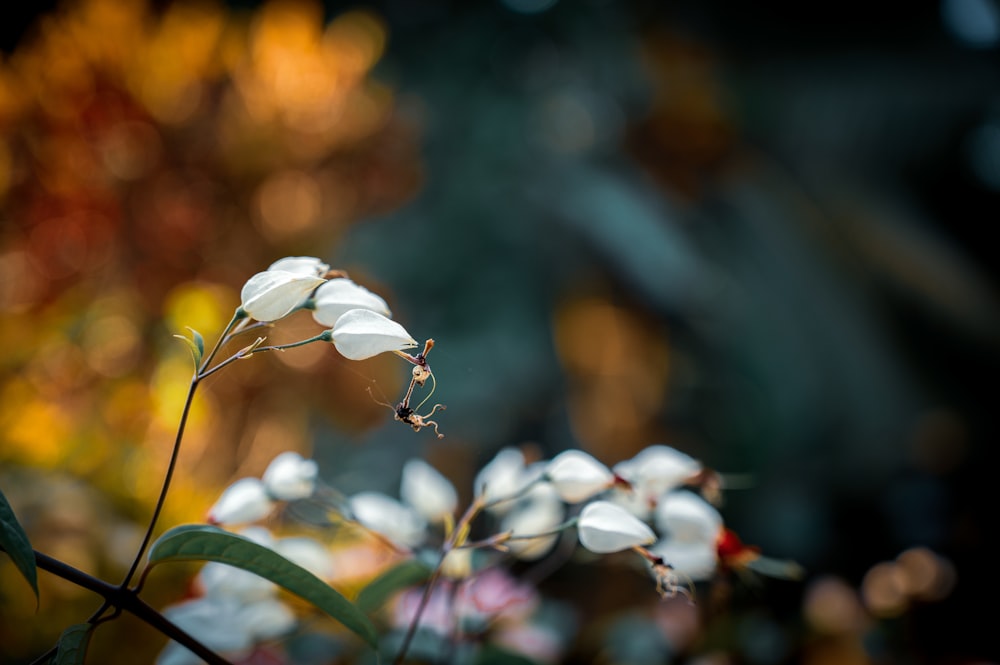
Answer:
[[457, 568, 538, 623]]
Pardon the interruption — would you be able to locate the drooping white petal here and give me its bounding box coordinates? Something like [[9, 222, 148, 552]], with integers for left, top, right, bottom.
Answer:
[[262, 451, 318, 501], [331, 308, 418, 360], [312, 278, 392, 327], [240, 270, 326, 322], [400, 459, 458, 522], [474, 447, 528, 510], [267, 256, 330, 277], [545, 450, 615, 503], [577, 500, 656, 554], [654, 491, 723, 545], [649, 539, 718, 581], [206, 478, 275, 526], [349, 491, 427, 549], [614, 445, 702, 495], [500, 484, 565, 561]]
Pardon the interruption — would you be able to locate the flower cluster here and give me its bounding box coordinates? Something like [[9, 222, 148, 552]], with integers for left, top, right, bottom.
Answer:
[[153, 257, 801, 665], [232, 256, 445, 437], [171, 438, 801, 665]]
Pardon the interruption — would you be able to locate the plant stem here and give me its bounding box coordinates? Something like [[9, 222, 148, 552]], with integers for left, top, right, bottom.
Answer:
[[27, 548, 232, 665], [119, 376, 199, 589]]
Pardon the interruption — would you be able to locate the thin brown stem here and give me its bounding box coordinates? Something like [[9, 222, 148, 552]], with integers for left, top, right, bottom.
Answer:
[[119, 377, 199, 589]]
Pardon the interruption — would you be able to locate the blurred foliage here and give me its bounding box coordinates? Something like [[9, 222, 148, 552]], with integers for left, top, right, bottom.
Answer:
[[2, 0, 999, 664]]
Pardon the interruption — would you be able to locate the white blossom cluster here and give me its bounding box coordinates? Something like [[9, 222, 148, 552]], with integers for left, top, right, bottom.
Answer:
[[239, 256, 418, 360]]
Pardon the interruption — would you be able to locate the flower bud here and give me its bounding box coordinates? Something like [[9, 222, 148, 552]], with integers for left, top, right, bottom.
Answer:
[[330, 308, 417, 360], [311, 278, 392, 327], [545, 450, 614, 503], [500, 484, 565, 560], [400, 459, 458, 523], [653, 491, 722, 545], [206, 478, 275, 526], [262, 451, 318, 501], [349, 491, 427, 549], [577, 500, 656, 554], [613, 445, 702, 499], [240, 270, 326, 322], [474, 447, 537, 513]]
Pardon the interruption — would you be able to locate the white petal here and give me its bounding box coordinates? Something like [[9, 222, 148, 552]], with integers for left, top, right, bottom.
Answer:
[[162, 597, 255, 654], [238, 598, 297, 641], [400, 459, 458, 522], [613, 445, 702, 498], [198, 561, 276, 602], [577, 500, 656, 554], [653, 491, 723, 546], [500, 485, 565, 561], [649, 540, 718, 581], [206, 478, 275, 526], [545, 450, 615, 503], [240, 270, 325, 322], [312, 278, 392, 327], [331, 309, 417, 360], [267, 256, 330, 277], [262, 451, 318, 501], [274, 537, 335, 579], [474, 447, 530, 512], [349, 491, 427, 549]]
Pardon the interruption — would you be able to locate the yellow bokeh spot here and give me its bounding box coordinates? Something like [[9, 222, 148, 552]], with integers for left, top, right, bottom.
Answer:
[[163, 281, 233, 344]]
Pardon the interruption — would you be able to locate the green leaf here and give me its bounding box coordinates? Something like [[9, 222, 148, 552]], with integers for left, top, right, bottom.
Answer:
[[356, 559, 433, 614], [188, 327, 205, 359], [54, 623, 94, 665], [148, 525, 377, 647], [0, 486, 38, 603], [173, 330, 204, 369]]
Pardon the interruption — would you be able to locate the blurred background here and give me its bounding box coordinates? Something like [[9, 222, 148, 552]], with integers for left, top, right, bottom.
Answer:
[[1, 0, 998, 663]]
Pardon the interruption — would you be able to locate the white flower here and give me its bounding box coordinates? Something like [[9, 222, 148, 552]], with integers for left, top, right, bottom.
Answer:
[[474, 447, 532, 512], [262, 451, 318, 501], [545, 450, 615, 503], [349, 491, 427, 549], [577, 500, 656, 554], [157, 596, 295, 665], [653, 491, 722, 545], [613, 445, 702, 497], [239, 270, 326, 322], [649, 539, 718, 582], [312, 278, 392, 327], [267, 256, 330, 277], [206, 478, 275, 526], [330, 308, 418, 360], [500, 484, 565, 561], [400, 459, 458, 523]]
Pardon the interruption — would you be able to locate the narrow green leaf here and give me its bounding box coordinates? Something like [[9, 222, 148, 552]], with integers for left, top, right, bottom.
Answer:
[[356, 559, 433, 614], [148, 525, 377, 647], [173, 333, 204, 369], [188, 327, 205, 359], [54, 623, 94, 665], [0, 486, 38, 602]]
